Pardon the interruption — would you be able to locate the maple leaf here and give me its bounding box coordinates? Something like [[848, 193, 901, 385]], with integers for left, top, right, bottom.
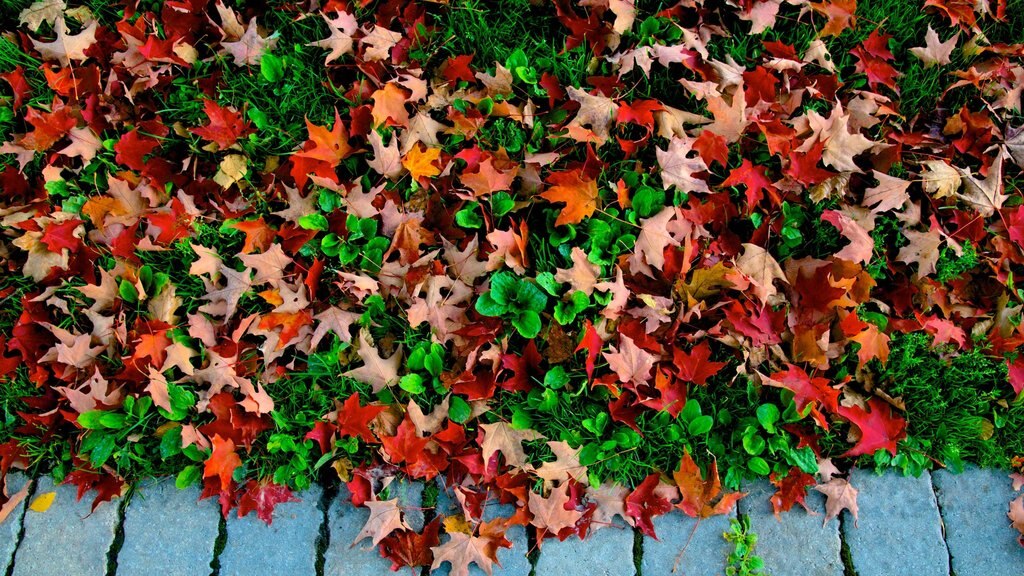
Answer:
[[821, 210, 873, 264], [837, 397, 907, 457], [673, 451, 745, 518], [294, 110, 353, 166], [672, 341, 727, 386], [920, 160, 962, 199], [402, 144, 442, 182], [19, 0, 65, 31], [480, 421, 543, 470], [336, 392, 385, 443], [862, 171, 910, 213], [896, 229, 943, 277], [603, 334, 655, 387], [307, 11, 357, 64], [910, 26, 958, 67], [237, 480, 299, 525], [380, 517, 441, 571], [765, 365, 840, 430], [566, 86, 616, 142], [1010, 496, 1024, 545], [954, 155, 1007, 217], [30, 19, 97, 65], [343, 330, 402, 393], [625, 473, 674, 538], [657, 136, 710, 194], [529, 484, 584, 534], [735, 243, 788, 304], [769, 468, 818, 518], [430, 532, 499, 576], [353, 498, 410, 547], [629, 207, 679, 276], [220, 17, 279, 66], [204, 434, 241, 492], [539, 169, 599, 227], [811, 0, 857, 37], [575, 319, 605, 382], [820, 107, 874, 173], [534, 441, 588, 488], [555, 247, 601, 296], [815, 477, 859, 526], [191, 100, 252, 150]]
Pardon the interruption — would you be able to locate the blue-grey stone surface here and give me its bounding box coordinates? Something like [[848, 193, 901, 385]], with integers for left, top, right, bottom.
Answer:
[[534, 521, 634, 576], [12, 476, 119, 576], [117, 479, 219, 576], [842, 469, 948, 576], [324, 481, 423, 575], [933, 466, 1024, 576], [642, 511, 732, 576], [740, 480, 843, 576], [0, 473, 29, 574], [218, 484, 322, 576]]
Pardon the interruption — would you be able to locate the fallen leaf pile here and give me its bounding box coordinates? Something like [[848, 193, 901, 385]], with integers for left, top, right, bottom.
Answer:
[[2, 0, 1024, 569]]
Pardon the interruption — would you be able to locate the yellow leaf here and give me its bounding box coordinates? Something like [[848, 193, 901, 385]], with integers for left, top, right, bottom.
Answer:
[[402, 144, 441, 182], [29, 491, 56, 513], [442, 514, 473, 535]]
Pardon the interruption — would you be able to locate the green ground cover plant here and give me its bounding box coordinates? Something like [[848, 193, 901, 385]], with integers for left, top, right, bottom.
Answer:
[[2, 0, 1024, 571]]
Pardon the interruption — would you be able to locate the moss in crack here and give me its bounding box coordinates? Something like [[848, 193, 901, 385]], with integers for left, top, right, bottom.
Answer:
[[314, 483, 337, 576], [633, 527, 644, 575], [104, 497, 128, 576], [209, 515, 227, 576], [838, 513, 859, 576]]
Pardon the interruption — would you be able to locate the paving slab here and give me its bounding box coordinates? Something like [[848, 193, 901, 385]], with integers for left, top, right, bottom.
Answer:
[[218, 484, 322, 576], [642, 511, 732, 576], [12, 476, 119, 576], [534, 521, 634, 576], [739, 480, 843, 576], [933, 466, 1024, 576], [0, 473, 30, 574], [842, 469, 948, 576], [324, 481, 424, 575], [433, 480, 532, 576], [117, 479, 219, 576]]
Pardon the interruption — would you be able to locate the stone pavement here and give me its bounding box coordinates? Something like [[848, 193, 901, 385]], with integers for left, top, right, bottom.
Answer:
[[1, 467, 1021, 575]]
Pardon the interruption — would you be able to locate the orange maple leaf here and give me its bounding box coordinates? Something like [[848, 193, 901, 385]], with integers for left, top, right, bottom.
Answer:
[[539, 169, 599, 226], [204, 434, 242, 492], [402, 144, 442, 182]]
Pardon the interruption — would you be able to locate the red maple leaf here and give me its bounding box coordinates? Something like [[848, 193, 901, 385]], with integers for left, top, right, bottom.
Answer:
[[237, 479, 299, 525], [575, 320, 604, 382], [672, 341, 727, 386], [625, 473, 673, 538], [204, 434, 242, 492], [336, 392, 385, 444], [769, 467, 817, 518], [114, 129, 160, 171], [191, 99, 252, 150], [766, 364, 841, 430], [837, 397, 907, 457], [721, 159, 780, 208], [379, 517, 442, 571]]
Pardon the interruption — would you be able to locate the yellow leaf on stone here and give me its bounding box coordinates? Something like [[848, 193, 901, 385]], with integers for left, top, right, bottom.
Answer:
[[442, 514, 473, 535], [402, 144, 441, 182], [29, 491, 56, 513]]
